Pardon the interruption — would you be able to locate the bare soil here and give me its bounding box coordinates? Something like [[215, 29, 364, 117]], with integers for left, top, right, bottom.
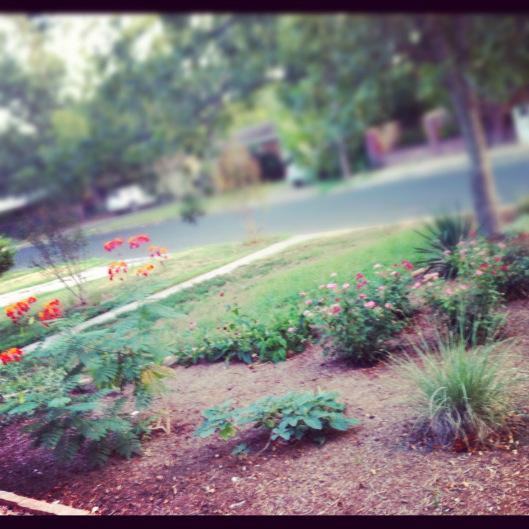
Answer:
[[1, 299, 529, 515]]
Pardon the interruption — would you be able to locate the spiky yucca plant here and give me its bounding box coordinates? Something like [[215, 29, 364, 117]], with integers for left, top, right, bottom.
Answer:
[[415, 214, 473, 279]]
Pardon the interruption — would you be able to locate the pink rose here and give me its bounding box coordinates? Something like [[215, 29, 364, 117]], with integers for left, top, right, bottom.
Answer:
[[355, 272, 365, 280], [359, 293, 368, 299], [356, 280, 368, 289], [377, 286, 385, 292], [305, 299, 313, 306], [342, 283, 350, 290], [330, 304, 342, 315], [444, 287, 453, 295], [384, 303, 393, 309], [475, 270, 484, 276], [287, 327, 296, 333], [327, 283, 337, 290], [364, 301, 376, 309], [411, 281, 421, 289]]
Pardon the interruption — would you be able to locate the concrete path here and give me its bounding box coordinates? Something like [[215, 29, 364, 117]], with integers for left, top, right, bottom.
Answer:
[[0, 256, 151, 309], [23, 225, 384, 354]]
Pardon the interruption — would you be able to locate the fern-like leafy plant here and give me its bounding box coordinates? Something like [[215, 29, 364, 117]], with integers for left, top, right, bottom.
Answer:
[[0, 301, 179, 467]]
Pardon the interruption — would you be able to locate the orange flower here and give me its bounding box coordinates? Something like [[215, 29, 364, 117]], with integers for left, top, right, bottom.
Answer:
[[108, 260, 128, 281], [0, 347, 23, 365], [104, 238, 124, 252], [38, 299, 62, 327], [5, 296, 38, 324], [136, 263, 155, 277], [149, 245, 169, 260], [128, 234, 150, 249]]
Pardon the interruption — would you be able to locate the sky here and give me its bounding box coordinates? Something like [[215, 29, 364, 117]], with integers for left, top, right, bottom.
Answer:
[[0, 14, 164, 99]]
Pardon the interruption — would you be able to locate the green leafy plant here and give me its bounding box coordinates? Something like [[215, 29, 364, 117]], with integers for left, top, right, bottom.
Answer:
[[397, 335, 524, 450], [0, 235, 14, 276], [419, 237, 509, 344], [498, 236, 529, 300], [313, 262, 414, 365], [179, 302, 312, 365], [195, 391, 359, 450], [0, 302, 178, 467], [415, 214, 473, 279]]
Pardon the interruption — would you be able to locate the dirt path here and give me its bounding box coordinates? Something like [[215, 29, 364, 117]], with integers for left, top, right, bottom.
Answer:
[[1, 299, 529, 515]]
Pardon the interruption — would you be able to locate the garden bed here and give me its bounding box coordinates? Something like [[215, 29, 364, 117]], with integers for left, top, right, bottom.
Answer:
[[1, 298, 529, 515]]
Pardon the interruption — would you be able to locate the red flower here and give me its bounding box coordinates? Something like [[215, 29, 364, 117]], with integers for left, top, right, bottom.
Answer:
[[500, 264, 509, 272], [355, 272, 365, 280], [401, 259, 414, 270], [104, 238, 124, 252], [27, 296, 37, 304], [128, 234, 150, 249], [108, 261, 128, 281], [38, 299, 62, 327], [0, 347, 23, 365]]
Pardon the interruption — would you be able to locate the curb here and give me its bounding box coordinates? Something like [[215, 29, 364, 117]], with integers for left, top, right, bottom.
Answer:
[[0, 490, 90, 516]]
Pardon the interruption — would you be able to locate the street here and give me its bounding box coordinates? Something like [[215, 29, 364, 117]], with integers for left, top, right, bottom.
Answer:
[[14, 149, 529, 269]]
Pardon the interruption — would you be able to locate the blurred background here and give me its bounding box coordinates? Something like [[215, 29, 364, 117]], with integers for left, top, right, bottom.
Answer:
[[0, 14, 528, 267]]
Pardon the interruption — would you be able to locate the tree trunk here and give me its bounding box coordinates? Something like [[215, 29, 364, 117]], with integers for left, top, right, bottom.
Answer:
[[446, 70, 501, 237], [336, 136, 353, 179], [428, 17, 501, 237]]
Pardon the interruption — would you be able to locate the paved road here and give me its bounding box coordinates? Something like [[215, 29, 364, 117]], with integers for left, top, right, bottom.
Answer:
[[13, 150, 529, 269]]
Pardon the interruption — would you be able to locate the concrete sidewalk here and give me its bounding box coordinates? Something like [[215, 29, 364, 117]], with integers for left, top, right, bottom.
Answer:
[[0, 256, 151, 309]]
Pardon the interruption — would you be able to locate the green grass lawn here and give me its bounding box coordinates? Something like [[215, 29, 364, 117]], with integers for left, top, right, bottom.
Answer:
[[0, 236, 281, 351], [141, 224, 424, 351], [0, 257, 109, 296]]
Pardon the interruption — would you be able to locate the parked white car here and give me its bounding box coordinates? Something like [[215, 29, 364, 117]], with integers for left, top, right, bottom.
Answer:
[[286, 164, 311, 187], [105, 185, 157, 213]]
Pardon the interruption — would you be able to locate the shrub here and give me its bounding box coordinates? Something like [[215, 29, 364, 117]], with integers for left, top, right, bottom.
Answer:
[[0, 235, 14, 276], [397, 336, 523, 450], [419, 237, 508, 343], [180, 302, 312, 365], [0, 302, 178, 467], [195, 391, 359, 450], [415, 214, 473, 279], [498, 237, 529, 300], [314, 262, 415, 365]]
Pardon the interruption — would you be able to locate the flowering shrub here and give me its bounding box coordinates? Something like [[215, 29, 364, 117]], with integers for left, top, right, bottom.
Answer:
[[314, 263, 415, 365], [420, 237, 508, 343], [4, 296, 38, 325], [38, 299, 63, 327], [196, 391, 359, 450], [498, 237, 529, 300], [0, 347, 23, 365]]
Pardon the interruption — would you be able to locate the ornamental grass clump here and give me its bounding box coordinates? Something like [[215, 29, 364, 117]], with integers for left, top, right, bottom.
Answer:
[[397, 335, 524, 450]]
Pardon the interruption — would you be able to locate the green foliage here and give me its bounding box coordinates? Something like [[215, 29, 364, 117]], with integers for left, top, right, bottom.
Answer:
[[0, 235, 15, 276], [195, 391, 359, 448], [0, 301, 178, 466], [313, 262, 415, 365], [499, 237, 529, 300], [420, 237, 509, 344], [397, 335, 523, 449], [517, 195, 529, 217], [180, 193, 205, 224], [415, 214, 473, 279], [178, 302, 312, 365]]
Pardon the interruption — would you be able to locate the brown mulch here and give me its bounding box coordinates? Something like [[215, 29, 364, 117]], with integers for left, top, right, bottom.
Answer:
[[1, 300, 529, 515]]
